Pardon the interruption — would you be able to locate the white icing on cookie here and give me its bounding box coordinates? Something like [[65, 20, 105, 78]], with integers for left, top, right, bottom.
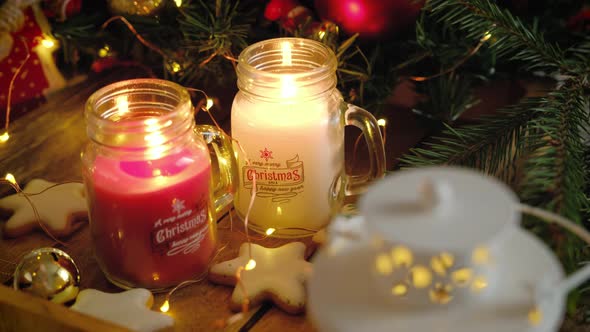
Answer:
[[70, 288, 174, 332], [0, 179, 87, 237], [209, 242, 312, 314]]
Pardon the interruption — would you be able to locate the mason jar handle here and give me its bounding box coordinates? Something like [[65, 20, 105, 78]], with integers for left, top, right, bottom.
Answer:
[[343, 103, 386, 196], [195, 125, 236, 218]]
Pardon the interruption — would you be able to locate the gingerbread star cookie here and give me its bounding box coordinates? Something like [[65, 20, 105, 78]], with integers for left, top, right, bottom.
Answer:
[[71, 288, 174, 332], [0, 179, 88, 237], [209, 242, 312, 314]]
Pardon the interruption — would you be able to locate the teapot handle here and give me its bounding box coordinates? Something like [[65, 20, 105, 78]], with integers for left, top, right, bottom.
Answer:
[[518, 204, 590, 298]]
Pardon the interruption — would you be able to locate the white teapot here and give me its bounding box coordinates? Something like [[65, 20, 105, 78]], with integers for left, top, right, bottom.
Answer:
[[308, 166, 590, 332]]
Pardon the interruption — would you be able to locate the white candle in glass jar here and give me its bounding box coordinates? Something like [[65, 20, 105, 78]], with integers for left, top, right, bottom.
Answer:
[[232, 86, 344, 235], [231, 38, 385, 237]]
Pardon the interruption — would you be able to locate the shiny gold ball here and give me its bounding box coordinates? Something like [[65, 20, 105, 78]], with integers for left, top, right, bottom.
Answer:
[[13, 247, 81, 304], [107, 0, 165, 16]]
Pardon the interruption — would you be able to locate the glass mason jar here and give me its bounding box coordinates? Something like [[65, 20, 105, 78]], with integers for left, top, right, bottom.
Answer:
[[82, 79, 234, 290], [231, 38, 386, 237]]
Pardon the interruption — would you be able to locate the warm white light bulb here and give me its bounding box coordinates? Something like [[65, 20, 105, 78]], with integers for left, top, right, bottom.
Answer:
[[5, 173, 16, 185], [41, 37, 56, 49], [0, 132, 9, 143], [160, 300, 170, 313], [245, 259, 256, 271]]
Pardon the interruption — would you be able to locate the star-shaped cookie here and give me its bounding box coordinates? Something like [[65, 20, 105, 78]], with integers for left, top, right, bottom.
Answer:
[[209, 242, 312, 314], [71, 288, 174, 332], [0, 179, 88, 237]]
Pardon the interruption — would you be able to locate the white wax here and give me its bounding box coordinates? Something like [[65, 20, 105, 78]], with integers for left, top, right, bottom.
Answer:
[[231, 91, 344, 235]]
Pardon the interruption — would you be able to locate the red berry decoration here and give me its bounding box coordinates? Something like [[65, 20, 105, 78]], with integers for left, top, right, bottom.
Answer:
[[314, 0, 424, 38]]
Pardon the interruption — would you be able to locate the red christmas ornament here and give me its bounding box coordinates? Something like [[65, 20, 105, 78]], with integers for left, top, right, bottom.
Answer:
[[314, 0, 424, 38]]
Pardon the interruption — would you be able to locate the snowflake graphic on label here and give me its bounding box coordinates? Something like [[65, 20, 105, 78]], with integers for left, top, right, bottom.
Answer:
[[171, 198, 186, 215], [260, 147, 273, 162]]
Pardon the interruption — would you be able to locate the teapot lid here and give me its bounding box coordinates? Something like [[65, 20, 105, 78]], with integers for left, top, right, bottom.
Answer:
[[359, 166, 519, 252]]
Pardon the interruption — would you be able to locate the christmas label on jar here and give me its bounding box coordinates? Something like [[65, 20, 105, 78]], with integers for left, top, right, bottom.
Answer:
[[242, 153, 305, 201], [150, 197, 210, 257]]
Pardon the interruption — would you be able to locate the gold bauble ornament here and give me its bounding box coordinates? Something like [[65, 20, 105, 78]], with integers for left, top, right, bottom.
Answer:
[[13, 247, 81, 304], [107, 0, 165, 16]]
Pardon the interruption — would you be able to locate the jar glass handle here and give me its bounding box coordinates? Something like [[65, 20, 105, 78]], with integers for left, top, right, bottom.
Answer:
[[342, 103, 386, 196], [195, 125, 237, 218]]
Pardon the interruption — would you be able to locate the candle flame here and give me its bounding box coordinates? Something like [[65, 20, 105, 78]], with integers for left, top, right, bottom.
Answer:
[[116, 95, 129, 115], [144, 132, 166, 146], [281, 75, 296, 98], [281, 42, 292, 66]]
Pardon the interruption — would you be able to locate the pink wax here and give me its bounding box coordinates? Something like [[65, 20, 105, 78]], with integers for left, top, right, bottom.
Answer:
[[84, 146, 216, 289]]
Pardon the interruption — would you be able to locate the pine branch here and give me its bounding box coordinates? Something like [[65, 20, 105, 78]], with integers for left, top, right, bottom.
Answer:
[[519, 78, 590, 271], [412, 73, 479, 122], [177, 0, 256, 85], [427, 0, 570, 73], [399, 98, 543, 181], [521, 79, 590, 221]]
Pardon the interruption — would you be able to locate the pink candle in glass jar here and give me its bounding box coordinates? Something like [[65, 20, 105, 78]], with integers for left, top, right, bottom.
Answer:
[[82, 79, 227, 290]]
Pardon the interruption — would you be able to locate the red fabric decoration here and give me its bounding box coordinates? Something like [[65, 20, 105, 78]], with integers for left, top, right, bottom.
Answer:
[[0, 7, 64, 122]]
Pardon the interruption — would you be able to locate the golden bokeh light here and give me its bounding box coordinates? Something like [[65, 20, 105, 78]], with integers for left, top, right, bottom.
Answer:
[[472, 246, 491, 265], [528, 307, 543, 326], [391, 246, 413, 268], [391, 283, 408, 297], [470, 276, 488, 293], [429, 283, 453, 304], [375, 253, 393, 275], [409, 265, 432, 289], [451, 268, 473, 287]]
